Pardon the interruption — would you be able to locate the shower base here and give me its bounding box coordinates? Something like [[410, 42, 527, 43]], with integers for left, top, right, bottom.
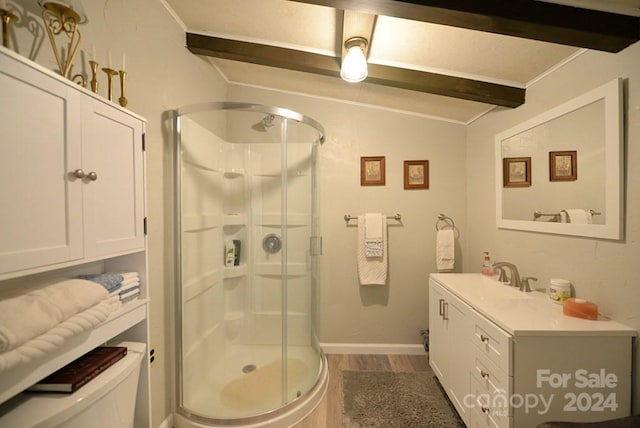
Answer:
[[176, 344, 327, 427]]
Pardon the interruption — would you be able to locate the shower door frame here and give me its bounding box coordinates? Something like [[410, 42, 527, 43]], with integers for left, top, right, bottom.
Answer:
[[173, 102, 326, 425]]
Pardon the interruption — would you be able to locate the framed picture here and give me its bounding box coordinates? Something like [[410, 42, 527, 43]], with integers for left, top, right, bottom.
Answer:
[[503, 157, 531, 187], [404, 160, 429, 189], [360, 156, 385, 186], [549, 150, 577, 181]]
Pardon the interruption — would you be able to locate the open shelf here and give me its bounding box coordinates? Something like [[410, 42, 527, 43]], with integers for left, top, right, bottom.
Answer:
[[0, 299, 148, 405]]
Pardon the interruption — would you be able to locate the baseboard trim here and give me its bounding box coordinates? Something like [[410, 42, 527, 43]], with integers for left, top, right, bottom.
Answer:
[[320, 342, 425, 355], [158, 413, 174, 428]]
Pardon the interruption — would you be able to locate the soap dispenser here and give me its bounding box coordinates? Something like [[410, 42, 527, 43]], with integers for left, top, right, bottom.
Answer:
[[481, 252, 494, 276]]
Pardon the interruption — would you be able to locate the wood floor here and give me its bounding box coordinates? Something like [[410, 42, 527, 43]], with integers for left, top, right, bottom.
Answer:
[[292, 353, 431, 427]]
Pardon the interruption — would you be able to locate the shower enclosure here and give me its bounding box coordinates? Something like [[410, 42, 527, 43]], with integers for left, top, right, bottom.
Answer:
[[173, 103, 327, 427]]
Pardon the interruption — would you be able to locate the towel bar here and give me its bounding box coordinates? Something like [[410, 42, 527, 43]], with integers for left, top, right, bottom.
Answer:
[[344, 213, 401, 223], [533, 209, 601, 221]]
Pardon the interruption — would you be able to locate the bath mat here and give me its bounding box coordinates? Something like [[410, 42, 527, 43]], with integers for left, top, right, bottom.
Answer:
[[342, 370, 464, 428]]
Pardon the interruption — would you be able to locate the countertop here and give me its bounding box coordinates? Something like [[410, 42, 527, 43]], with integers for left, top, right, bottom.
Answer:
[[430, 273, 637, 337]]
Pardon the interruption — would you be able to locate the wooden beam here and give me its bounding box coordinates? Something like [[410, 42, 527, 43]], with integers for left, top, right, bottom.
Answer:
[[341, 10, 376, 58], [187, 33, 525, 107], [288, 0, 640, 52]]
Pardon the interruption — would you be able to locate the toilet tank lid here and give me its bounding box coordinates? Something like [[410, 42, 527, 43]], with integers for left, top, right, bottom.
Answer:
[[0, 341, 146, 428]]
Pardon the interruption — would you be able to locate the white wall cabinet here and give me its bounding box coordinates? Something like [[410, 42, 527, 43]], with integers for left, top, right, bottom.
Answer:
[[429, 274, 635, 428], [0, 49, 145, 278], [0, 46, 150, 427]]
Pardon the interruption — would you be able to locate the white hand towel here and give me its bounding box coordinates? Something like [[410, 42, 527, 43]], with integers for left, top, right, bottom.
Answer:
[[436, 229, 455, 272], [364, 213, 384, 257], [564, 209, 592, 224], [357, 215, 388, 285]]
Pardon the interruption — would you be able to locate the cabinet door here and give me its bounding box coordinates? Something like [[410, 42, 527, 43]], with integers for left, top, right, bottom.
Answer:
[[81, 98, 145, 257], [0, 57, 83, 274], [429, 280, 472, 423]]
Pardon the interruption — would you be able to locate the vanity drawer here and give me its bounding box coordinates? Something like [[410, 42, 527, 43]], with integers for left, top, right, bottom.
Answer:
[[468, 375, 511, 428], [470, 351, 511, 402], [470, 310, 512, 373]]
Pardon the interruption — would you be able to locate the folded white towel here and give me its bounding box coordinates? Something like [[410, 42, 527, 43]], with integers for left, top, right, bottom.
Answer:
[[364, 213, 384, 258], [357, 215, 388, 285], [0, 278, 108, 353], [563, 209, 593, 224], [120, 277, 140, 289], [0, 299, 114, 373], [436, 229, 455, 272]]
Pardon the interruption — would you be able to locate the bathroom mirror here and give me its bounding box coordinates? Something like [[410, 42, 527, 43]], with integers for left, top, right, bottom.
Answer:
[[495, 78, 623, 240]]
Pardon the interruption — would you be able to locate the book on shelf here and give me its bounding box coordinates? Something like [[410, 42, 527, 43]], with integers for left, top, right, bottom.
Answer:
[[27, 346, 128, 393]]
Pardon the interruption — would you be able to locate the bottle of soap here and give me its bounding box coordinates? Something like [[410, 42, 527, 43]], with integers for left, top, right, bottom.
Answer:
[[481, 252, 494, 276], [224, 241, 236, 267]]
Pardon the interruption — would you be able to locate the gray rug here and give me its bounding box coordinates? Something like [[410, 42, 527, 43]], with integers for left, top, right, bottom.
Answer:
[[342, 370, 465, 428]]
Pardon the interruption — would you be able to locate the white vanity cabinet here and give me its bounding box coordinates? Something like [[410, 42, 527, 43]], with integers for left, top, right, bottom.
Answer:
[[429, 274, 635, 428], [0, 46, 150, 427], [0, 47, 145, 277]]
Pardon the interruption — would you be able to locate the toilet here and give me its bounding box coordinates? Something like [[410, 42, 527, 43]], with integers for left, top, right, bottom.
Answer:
[[0, 341, 145, 428]]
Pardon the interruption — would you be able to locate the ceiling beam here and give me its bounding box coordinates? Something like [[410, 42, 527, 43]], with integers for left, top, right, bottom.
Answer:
[[187, 33, 525, 107], [341, 10, 376, 58], [288, 0, 640, 52]]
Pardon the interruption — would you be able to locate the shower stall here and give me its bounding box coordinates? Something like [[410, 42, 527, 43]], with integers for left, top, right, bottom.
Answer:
[[173, 103, 327, 427]]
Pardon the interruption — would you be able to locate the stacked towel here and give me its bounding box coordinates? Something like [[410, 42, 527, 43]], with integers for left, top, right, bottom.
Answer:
[[364, 213, 384, 257], [81, 271, 142, 305], [357, 214, 388, 285]]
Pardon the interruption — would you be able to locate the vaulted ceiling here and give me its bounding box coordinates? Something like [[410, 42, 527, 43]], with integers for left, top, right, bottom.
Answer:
[[164, 0, 640, 123]]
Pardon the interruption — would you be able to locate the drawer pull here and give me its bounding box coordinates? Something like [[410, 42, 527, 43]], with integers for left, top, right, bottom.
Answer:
[[480, 370, 489, 379], [481, 406, 490, 414], [439, 299, 444, 316], [442, 302, 448, 320], [480, 334, 489, 343]]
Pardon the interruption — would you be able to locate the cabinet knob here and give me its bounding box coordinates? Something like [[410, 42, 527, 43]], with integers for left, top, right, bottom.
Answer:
[[480, 370, 489, 379], [480, 334, 489, 343], [72, 169, 98, 181]]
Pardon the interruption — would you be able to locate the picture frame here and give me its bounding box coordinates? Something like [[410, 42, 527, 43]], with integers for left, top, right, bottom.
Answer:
[[403, 160, 429, 189], [503, 157, 531, 187], [360, 156, 386, 186], [549, 150, 577, 181]]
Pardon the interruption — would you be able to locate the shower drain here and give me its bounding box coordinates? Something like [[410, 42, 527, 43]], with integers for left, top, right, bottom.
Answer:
[[242, 364, 256, 373]]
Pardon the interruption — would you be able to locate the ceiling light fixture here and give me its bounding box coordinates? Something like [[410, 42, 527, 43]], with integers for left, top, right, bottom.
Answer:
[[340, 37, 368, 83]]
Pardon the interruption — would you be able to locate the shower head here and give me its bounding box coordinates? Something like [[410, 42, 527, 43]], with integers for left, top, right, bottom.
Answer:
[[251, 114, 276, 132]]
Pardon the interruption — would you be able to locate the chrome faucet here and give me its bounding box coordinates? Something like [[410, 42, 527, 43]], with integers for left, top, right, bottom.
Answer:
[[521, 277, 538, 292], [492, 262, 521, 289]]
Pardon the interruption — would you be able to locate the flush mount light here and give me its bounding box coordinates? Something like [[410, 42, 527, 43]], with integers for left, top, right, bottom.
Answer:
[[340, 37, 368, 83]]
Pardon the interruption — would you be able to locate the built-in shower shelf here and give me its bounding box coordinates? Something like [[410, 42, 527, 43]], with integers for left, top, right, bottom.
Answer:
[[223, 169, 245, 178], [223, 264, 248, 278], [183, 213, 222, 232], [253, 173, 308, 178], [223, 214, 246, 226], [183, 269, 223, 301], [254, 262, 308, 277], [183, 157, 223, 173], [224, 311, 245, 322], [255, 213, 308, 227]]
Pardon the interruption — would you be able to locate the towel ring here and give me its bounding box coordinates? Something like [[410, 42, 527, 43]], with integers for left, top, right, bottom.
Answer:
[[435, 214, 455, 231]]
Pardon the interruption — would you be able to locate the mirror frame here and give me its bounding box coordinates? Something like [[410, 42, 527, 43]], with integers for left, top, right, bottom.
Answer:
[[495, 78, 624, 240]]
